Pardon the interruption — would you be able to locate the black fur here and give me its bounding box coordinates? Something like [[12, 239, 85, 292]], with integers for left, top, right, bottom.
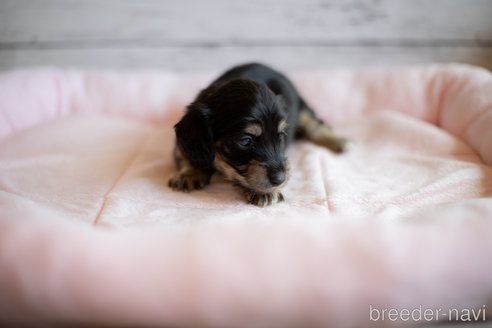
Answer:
[[174, 103, 215, 169], [170, 63, 348, 206], [175, 63, 299, 166]]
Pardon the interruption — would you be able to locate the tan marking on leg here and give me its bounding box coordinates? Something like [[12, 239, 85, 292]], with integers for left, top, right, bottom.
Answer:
[[298, 111, 352, 153]]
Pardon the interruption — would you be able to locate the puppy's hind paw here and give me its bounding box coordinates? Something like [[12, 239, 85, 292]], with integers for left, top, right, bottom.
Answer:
[[331, 137, 354, 154], [168, 166, 211, 192], [245, 189, 284, 207]]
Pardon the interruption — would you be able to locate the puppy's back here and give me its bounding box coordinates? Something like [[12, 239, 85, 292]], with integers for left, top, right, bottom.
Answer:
[[212, 63, 297, 98]]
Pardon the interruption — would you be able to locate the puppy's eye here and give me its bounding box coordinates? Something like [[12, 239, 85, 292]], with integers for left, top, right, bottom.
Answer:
[[237, 136, 253, 148]]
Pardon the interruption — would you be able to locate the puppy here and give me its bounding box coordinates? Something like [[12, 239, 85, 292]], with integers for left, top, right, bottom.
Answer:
[[168, 63, 350, 206]]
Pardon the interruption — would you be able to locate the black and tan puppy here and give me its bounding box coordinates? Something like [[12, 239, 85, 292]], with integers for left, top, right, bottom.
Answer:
[[168, 63, 350, 206]]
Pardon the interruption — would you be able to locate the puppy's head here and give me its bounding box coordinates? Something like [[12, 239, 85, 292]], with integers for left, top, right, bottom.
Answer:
[[175, 79, 289, 193]]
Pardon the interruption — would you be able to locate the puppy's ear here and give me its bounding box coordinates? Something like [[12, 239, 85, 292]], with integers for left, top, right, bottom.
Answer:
[[174, 102, 215, 169]]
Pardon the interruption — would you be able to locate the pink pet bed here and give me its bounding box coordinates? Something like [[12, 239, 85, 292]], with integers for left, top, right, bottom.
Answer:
[[1, 64, 491, 327]]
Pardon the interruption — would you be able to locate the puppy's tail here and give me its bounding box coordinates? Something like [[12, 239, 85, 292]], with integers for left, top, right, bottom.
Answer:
[[296, 99, 352, 153]]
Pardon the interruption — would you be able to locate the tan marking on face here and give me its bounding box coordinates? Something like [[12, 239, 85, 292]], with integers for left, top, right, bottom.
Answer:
[[244, 160, 289, 193], [278, 120, 287, 133], [245, 161, 271, 192], [244, 124, 262, 137], [236, 164, 249, 171], [213, 142, 290, 193], [214, 156, 276, 193], [213, 153, 248, 186]]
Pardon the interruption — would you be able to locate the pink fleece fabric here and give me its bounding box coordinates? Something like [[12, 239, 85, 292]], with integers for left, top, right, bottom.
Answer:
[[0, 64, 491, 327]]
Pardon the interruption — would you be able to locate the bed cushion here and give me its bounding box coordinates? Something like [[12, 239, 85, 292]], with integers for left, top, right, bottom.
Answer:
[[0, 64, 491, 327]]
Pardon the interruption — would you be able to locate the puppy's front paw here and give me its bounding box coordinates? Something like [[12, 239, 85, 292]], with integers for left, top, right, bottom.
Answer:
[[245, 189, 284, 207], [168, 166, 210, 192]]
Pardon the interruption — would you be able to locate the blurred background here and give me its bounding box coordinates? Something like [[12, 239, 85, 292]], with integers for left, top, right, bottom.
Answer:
[[0, 0, 491, 72]]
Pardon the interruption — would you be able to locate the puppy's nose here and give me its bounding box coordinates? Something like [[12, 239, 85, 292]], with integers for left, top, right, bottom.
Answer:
[[269, 172, 285, 186]]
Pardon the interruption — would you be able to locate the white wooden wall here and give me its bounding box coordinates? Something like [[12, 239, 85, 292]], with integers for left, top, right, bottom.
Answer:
[[1, 0, 491, 72]]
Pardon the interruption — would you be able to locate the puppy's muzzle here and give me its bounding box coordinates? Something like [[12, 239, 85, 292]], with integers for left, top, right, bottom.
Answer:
[[268, 170, 286, 186], [266, 161, 287, 187], [244, 159, 288, 193]]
